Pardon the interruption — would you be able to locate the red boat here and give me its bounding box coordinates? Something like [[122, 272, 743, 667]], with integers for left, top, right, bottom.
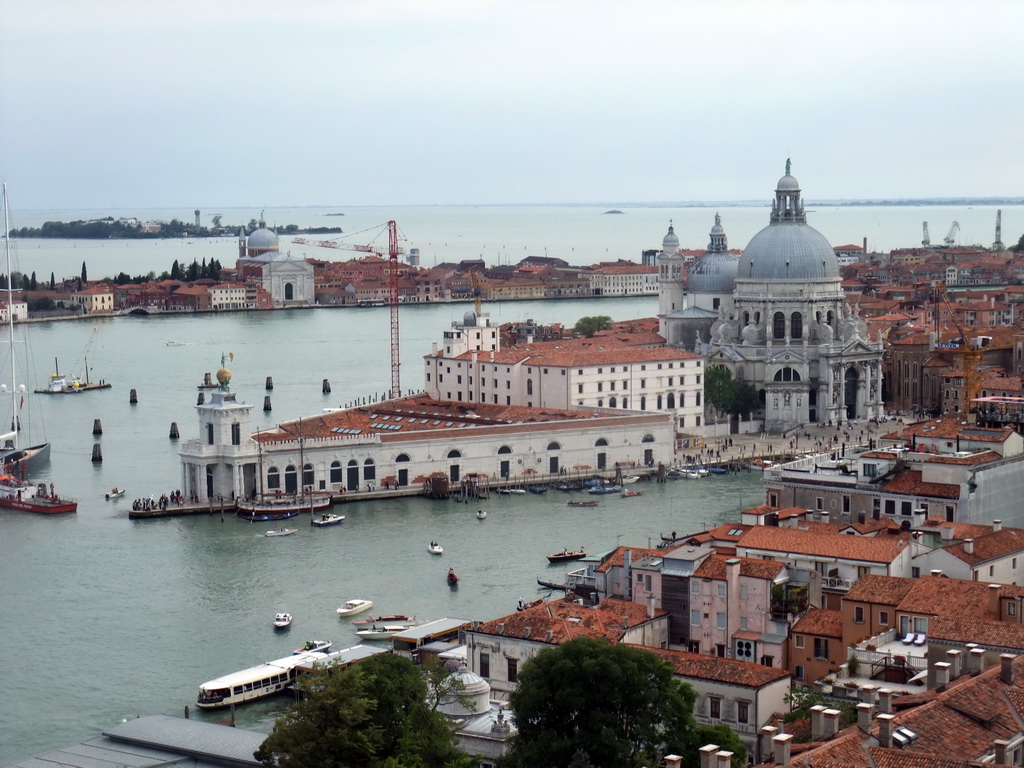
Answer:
[[447, 568, 459, 586], [0, 476, 77, 514]]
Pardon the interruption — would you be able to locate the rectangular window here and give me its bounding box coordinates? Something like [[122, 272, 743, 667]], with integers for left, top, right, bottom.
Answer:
[[578, 384, 583, 394], [479, 653, 490, 678], [795, 635, 805, 649], [901, 501, 913, 516], [206, 423, 214, 445], [231, 423, 241, 446], [737, 701, 749, 724], [740, 585, 748, 599], [709, 698, 721, 719], [863, 463, 877, 477], [885, 499, 896, 515], [854, 606, 865, 624], [911, 566, 920, 578], [691, 609, 701, 626], [816, 496, 824, 510], [716, 612, 726, 629], [691, 581, 700, 595], [795, 665, 805, 680], [506, 658, 518, 683], [813, 638, 829, 659], [717, 584, 726, 597], [879, 611, 889, 625], [740, 617, 748, 630]]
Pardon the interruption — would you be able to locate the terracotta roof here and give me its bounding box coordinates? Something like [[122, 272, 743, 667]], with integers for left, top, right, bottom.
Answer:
[[844, 574, 918, 606], [895, 577, 1024, 619], [594, 546, 664, 574], [881, 418, 1015, 444], [472, 596, 663, 645], [690, 554, 785, 581], [880, 470, 961, 500], [925, 451, 1003, 466], [792, 607, 844, 638], [944, 529, 1024, 565], [643, 646, 790, 688], [738, 525, 910, 563], [931, 615, 1024, 651]]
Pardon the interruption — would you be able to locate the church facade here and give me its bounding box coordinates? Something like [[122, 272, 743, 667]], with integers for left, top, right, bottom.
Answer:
[[659, 164, 884, 432], [235, 217, 316, 306]]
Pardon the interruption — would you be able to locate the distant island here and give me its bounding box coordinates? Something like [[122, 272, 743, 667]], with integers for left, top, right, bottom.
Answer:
[[604, 210, 624, 214], [9, 217, 342, 240]]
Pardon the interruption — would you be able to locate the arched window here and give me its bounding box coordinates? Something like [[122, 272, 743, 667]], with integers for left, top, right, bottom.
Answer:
[[667, 393, 676, 409], [285, 465, 297, 493], [527, 380, 534, 395], [595, 438, 608, 447], [773, 312, 786, 339], [498, 446, 512, 455], [640, 396, 646, 410], [743, 311, 750, 327], [791, 312, 802, 339], [547, 442, 561, 451], [657, 394, 663, 409], [302, 463, 314, 488], [773, 367, 801, 382], [609, 396, 617, 408], [363, 458, 375, 481], [396, 454, 410, 463], [447, 450, 462, 459], [267, 467, 280, 489], [642, 434, 655, 443], [330, 461, 342, 484], [348, 459, 358, 467]]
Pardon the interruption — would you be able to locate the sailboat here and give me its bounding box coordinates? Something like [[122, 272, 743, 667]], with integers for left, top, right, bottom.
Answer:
[[0, 183, 49, 473], [236, 421, 331, 520]]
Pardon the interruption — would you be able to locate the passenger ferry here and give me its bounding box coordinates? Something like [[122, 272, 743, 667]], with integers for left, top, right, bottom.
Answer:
[[196, 648, 331, 709]]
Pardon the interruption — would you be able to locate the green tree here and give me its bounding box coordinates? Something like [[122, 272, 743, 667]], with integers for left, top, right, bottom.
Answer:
[[574, 315, 612, 338], [49, 272, 55, 290], [255, 654, 469, 768], [211, 214, 223, 228], [502, 637, 745, 768], [170, 260, 182, 280], [81, 261, 88, 283], [704, 365, 736, 417]]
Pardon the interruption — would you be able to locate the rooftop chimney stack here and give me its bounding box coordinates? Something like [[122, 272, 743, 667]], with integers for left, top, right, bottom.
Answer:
[[931, 569, 943, 578], [946, 649, 963, 678], [823, 709, 841, 739], [698, 744, 719, 768], [989, 584, 1001, 615], [969, 647, 986, 674], [878, 688, 893, 714], [940, 526, 955, 541], [663, 756, 682, 768], [857, 702, 873, 731], [877, 713, 896, 748], [1000, 653, 1015, 684], [772, 734, 793, 767], [994, 519, 1003, 531], [995, 740, 1011, 765], [759, 726, 778, 758], [859, 684, 878, 704], [810, 705, 827, 741], [964, 539, 975, 554], [934, 661, 951, 687], [715, 751, 733, 768]]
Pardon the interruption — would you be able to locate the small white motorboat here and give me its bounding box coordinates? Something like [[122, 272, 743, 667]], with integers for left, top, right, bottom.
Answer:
[[476, 509, 487, 519], [355, 624, 416, 640], [428, 542, 444, 554], [265, 528, 298, 537], [352, 613, 414, 627], [337, 599, 373, 616], [311, 513, 346, 527], [273, 613, 292, 628], [105, 487, 125, 500], [293, 639, 332, 655], [621, 476, 640, 484]]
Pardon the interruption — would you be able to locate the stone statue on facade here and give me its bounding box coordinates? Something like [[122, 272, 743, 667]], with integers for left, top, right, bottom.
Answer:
[[710, 308, 726, 345], [741, 318, 761, 344]]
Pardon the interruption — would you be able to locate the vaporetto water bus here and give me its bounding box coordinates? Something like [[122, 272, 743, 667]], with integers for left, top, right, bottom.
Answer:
[[196, 648, 332, 709]]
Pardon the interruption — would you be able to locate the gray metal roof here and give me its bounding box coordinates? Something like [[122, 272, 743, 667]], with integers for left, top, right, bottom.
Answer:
[[8, 715, 265, 768], [736, 222, 839, 282], [688, 251, 739, 294]]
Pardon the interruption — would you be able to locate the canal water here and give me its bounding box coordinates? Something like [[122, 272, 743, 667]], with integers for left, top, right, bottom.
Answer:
[[0, 295, 764, 765]]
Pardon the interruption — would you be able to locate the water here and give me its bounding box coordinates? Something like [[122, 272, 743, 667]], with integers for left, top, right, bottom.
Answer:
[[0, 293, 764, 765]]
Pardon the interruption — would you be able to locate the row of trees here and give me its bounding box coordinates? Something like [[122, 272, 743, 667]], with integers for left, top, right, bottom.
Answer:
[[10, 218, 342, 240], [256, 639, 746, 768]]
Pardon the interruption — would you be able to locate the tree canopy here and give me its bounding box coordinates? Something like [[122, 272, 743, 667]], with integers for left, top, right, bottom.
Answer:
[[254, 654, 472, 768], [704, 365, 759, 419], [574, 315, 612, 338], [502, 637, 746, 768]]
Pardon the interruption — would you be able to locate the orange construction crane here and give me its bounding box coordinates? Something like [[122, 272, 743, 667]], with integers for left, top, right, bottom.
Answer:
[[294, 222, 403, 399], [934, 282, 981, 416]]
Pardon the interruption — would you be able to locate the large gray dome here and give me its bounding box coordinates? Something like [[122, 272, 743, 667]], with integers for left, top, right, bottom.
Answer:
[[689, 251, 739, 293], [737, 223, 839, 281], [247, 227, 279, 252]]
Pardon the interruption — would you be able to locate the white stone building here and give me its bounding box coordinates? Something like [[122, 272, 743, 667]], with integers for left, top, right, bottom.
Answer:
[[235, 218, 315, 306]]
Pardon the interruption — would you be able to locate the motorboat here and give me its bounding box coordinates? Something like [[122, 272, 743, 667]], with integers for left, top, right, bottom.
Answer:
[[352, 613, 414, 627], [105, 487, 125, 500], [237, 493, 331, 521], [587, 484, 622, 495], [337, 599, 373, 616], [0, 476, 77, 515], [293, 639, 332, 655], [265, 528, 297, 537], [273, 613, 292, 628], [708, 466, 728, 475], [447, 569, 459, 586], [428, 542, 444, 554], [567, 500, 599, 507], [526, 485, 547, 494], [553, 481, 583, 491], [311, 512, 345, 527], [547, 548, 586, 563], [621, 476, 640, 484], [476, 509, 487, 519], [355, 624, 416, 640], [496, 487, 526, 495]]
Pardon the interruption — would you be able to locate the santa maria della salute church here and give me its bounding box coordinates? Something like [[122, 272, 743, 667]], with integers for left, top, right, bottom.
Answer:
[[658, 163, 884, 433]]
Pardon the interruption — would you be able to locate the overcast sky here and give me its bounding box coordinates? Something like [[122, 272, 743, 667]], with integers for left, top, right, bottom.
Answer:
[[2, 0, 1022, 209]]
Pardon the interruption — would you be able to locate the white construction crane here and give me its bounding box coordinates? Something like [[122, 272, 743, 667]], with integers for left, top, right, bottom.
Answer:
[[943, 221, 960, 247]]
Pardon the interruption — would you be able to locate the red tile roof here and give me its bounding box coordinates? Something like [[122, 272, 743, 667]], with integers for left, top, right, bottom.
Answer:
[[880, 470, 961, 500], [594, 546, 665, 574], [472, 596, 663, 645], [691, 554, 785, 581], [738, 525, 910, 563], [792, 607, 844, 638], [643, 646, 790, 688], [944, 529, 1024, 565]]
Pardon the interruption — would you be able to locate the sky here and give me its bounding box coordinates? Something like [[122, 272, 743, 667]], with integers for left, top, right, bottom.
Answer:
[[2, 0, 1023, 210]]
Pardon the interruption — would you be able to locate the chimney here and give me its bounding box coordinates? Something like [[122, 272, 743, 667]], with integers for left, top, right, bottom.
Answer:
[[859, 684, 878, 704], [994, 519, 1003, 531], [648, 594, 655, 620], [759, 726, 778, 759], [810, 704, 827, 741], [940, 526, 954, 541], [1000, 653, 1015, 684], [497, 623, 504, 635], [523, 626, 531, 639], [964, 539, 974, 555], [823, 709, 841, 739], [623, 549, 632, 598], [698, 744, 719, 768], [664, 756, 682, 768], [772, 734, 793, 767], [930, 569, 943, 578], [878, 688, 893, 714], [969, 647, 986, 674], [988, 583, 1001, 615], [946, 649, 963, 678], [877, 713, 896, 748], [857, 702, 873, 731], [715, 751, 733, 768], [995, 740, 1011, 765], [934, 661, 951, 687], [545, 630, 553, 643]]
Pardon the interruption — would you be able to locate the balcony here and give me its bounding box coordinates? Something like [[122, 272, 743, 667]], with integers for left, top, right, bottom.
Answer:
[[822, 575, 853, 590]]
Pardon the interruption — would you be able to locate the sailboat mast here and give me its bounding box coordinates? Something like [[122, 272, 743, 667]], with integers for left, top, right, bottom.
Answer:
[[3, 183, 18, 449]]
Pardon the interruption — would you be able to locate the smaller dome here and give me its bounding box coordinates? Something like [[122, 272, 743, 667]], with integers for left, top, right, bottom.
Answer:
[[247, 227, 279, 251], [463, 311, 477, 327], [689, 251, 739, 294], [776, 174, 800, 192], [662, 224, 679, 249]]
